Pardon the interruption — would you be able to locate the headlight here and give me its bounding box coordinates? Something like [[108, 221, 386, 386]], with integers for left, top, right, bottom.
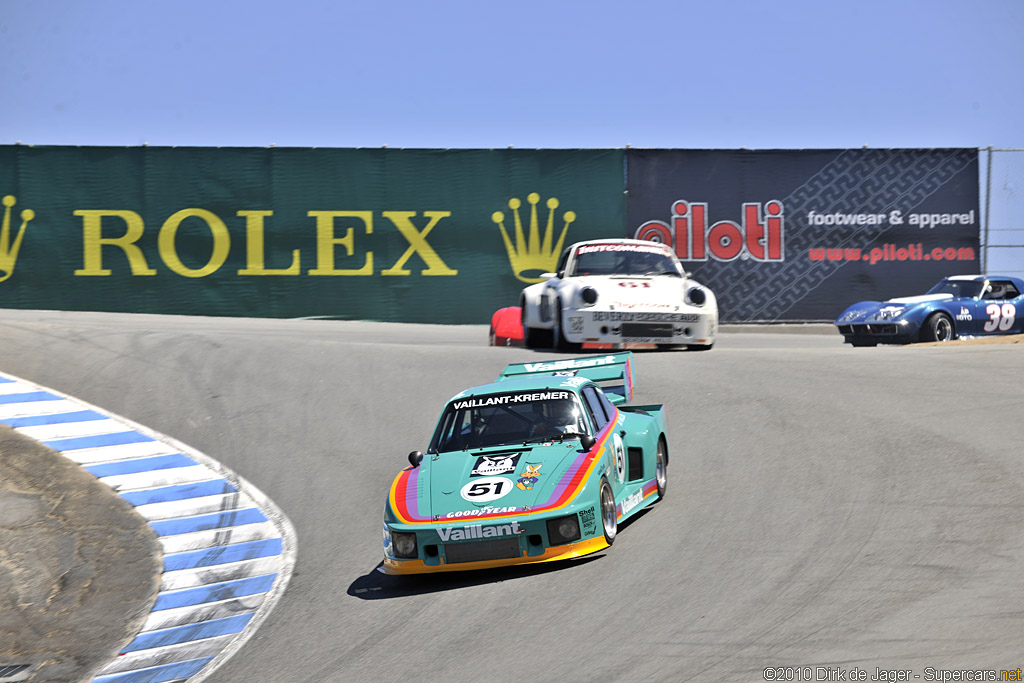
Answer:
[[391, 530, 418, 558], [686, 287, 706, 306], [546, 514, 582, 545], [839, 308, 867, 322], [579, 286, 598, 305], [873, 306, 904, 321]]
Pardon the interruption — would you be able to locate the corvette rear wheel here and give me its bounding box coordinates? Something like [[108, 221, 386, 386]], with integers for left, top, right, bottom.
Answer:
[[921, 312, 954, 342], [600, 478, 617, 545]]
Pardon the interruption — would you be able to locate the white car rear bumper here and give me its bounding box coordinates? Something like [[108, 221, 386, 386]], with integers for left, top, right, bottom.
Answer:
[[562, 309, 716, 345]]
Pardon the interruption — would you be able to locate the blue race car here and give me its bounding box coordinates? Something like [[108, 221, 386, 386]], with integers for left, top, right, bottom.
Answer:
[[834, 275, 1024, 346]]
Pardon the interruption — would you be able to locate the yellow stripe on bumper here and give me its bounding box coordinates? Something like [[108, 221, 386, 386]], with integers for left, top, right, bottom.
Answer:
[[380, 536, 610, 575]]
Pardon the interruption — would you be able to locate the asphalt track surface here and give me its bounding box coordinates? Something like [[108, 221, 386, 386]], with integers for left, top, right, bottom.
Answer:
[[2, 310, 1023, 683]]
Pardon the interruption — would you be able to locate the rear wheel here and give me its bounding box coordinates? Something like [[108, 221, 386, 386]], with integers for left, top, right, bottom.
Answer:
[[599, 478, 617, 545], [553, 298, 582, 353], [921, 313, 954, 342], [655, 438, 668, 500], [522, 303, 552, 349]]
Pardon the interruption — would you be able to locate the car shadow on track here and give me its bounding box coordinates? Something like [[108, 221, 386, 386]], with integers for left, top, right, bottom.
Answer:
[[346, 554, 605, 600], [347, 507, 656, 600]]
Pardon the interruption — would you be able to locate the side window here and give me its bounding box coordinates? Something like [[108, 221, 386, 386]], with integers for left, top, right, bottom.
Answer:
[[994, 280, 1021, 299], [596, 389, 618, 423], [581, 386, 609, 431]]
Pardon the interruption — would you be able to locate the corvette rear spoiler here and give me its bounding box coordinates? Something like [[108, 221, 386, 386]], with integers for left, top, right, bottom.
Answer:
[[497, 352, 635, 404]]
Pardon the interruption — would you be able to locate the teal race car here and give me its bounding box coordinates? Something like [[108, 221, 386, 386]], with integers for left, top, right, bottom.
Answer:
[[382, 352, 669, 575]]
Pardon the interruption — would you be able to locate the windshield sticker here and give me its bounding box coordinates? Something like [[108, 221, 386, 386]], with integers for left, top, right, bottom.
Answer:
[[577, 243, 671, 256], [452, 391, 572, 410], [471, 453, 521, 477], [516, 464, 543, 491]]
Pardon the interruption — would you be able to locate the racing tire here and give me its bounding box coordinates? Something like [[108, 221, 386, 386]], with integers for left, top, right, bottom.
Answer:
[[921, 312, 955, 343], [523, 325, 552, 349], [522, 304, 553, 349], [553, 298, 583, 353], [599, 478, 617, 545], [654, 438, 668, 501]]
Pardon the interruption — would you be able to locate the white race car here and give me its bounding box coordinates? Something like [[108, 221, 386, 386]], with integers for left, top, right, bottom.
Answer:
[[519, 239, 718, 351]]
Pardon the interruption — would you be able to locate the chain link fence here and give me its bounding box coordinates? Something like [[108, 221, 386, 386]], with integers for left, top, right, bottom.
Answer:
[[982, 148, 1024, 277]]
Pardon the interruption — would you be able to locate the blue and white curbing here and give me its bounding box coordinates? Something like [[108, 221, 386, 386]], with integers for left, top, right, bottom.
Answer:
[[0, 371, 297, 683]]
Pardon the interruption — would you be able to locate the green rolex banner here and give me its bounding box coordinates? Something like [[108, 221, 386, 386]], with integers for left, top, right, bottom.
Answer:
[[0, 146, 626, 323]]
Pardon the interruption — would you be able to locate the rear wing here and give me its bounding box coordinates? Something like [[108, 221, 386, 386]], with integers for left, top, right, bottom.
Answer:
[[497, 352, 635, 405]]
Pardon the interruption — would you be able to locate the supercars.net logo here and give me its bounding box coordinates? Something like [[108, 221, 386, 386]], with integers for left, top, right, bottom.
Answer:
[[493, 193, 576, 283], [634, 199, 784, 262], [0, 195, 34, 282]]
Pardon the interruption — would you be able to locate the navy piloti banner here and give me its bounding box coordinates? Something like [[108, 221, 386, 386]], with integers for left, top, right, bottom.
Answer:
[[625, 149, 980, 322]]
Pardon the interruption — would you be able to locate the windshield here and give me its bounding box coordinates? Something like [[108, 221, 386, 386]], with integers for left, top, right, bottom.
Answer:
[[926, 279, 983, 299], [430, 391, 590, 453], [569, 243, 682, 277]]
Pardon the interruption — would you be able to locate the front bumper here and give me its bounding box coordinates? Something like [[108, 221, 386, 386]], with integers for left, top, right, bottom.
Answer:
[[381, 536, 608, 574], [836, 321, 921, 344], [382, 507, 607, 575], [563, 309, 716, 346]]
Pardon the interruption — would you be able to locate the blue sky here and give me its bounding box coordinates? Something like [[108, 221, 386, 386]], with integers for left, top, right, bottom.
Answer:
[[2, 0, 1022, 150]]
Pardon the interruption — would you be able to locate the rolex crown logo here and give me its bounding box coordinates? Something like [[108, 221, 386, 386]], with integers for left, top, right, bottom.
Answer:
[[0, 195, 34, 283], [492, 193, 576, 283]]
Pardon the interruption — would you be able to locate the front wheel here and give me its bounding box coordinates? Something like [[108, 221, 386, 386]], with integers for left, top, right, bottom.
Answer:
[[921, 313, 954, 342], [599, 478, 617, 545]]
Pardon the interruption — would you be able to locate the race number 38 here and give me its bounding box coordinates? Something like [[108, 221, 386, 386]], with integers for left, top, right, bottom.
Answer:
[[984, 303, 1016, 332]]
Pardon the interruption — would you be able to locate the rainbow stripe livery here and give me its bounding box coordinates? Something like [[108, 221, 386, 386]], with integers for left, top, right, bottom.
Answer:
[[382, 353, 668, 575]]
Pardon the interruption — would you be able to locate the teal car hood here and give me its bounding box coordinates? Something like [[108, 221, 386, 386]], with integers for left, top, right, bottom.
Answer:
[[418, 441, 591, 521]]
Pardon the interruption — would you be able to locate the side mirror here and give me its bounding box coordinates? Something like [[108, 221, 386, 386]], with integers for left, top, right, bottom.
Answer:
[[541, 272, 557, 280], [408, 450, 424, 467], [579, 435, 596, 450]]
